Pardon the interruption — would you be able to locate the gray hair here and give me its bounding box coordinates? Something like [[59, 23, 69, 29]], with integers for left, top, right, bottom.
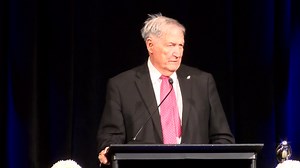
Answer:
[[140, 13, 186, 41]]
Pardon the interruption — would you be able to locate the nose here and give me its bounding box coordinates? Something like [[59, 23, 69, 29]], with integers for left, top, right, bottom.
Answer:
[[172, 46, 183, 58], [172, 52, 182, 59]]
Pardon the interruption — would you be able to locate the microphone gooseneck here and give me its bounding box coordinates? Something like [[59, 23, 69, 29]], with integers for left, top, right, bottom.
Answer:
[[132, 77, 174, 141]]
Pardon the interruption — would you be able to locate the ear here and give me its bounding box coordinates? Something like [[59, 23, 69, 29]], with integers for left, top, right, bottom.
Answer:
[[146, 38, 153, 53]]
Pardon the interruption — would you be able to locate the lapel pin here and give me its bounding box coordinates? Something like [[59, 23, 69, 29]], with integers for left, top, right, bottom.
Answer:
[[187, 75, 191, 79]]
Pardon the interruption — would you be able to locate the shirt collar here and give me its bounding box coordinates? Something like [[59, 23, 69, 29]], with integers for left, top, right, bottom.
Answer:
[[147, 57, 177, 83]]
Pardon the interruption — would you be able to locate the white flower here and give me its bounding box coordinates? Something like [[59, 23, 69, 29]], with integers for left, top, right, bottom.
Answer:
[[276, 160, 300, 168], [51, 159, 82, 168]]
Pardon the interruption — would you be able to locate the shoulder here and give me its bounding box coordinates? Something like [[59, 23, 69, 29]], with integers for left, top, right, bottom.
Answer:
[[178, 64, 213, 79]]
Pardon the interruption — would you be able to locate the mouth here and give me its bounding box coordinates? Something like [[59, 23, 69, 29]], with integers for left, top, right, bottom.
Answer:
[[169, 59, 179, 62]]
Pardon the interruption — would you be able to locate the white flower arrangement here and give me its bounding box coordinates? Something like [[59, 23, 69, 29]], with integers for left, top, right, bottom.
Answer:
[[276, 160, 300, 168], [51, 159, 82, 168]]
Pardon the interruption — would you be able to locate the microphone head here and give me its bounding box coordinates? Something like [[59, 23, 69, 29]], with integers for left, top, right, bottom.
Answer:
[[168, 78, 173, 85]]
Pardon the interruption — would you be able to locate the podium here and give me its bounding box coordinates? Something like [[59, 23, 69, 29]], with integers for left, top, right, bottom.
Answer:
[[108, 144, 264, 168]]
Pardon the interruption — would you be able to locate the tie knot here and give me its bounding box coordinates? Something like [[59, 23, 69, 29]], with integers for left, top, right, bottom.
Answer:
[[160, 75, 169, 80]]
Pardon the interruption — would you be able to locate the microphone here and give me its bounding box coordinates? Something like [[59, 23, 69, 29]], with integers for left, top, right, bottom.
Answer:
[[168, 78, 173, 85], [131, 77, 174, 141]]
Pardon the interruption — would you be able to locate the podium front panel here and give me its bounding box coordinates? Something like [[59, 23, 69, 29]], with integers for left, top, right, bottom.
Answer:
[[108, 144, 264, 168]]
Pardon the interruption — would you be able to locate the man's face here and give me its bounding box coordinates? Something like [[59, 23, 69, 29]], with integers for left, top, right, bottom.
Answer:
[[147, 24, 185, 76]]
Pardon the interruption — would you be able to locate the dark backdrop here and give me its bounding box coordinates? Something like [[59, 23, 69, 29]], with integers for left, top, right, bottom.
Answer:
[[1, 0, 300, 168]]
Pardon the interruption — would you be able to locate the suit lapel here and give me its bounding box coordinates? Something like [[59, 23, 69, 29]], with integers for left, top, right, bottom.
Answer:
[[135, 64, 163, 141], [177, 68, 192, 140]]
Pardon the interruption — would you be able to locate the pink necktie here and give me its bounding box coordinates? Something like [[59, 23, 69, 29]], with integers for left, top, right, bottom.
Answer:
[[160, 75, 181, 144]]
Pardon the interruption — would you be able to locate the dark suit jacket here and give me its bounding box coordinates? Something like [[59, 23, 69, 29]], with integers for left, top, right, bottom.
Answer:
[[97, 63, 235, 151]]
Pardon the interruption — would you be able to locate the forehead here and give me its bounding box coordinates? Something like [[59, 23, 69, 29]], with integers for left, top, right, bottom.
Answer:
[[162, 25, 185, 43]]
